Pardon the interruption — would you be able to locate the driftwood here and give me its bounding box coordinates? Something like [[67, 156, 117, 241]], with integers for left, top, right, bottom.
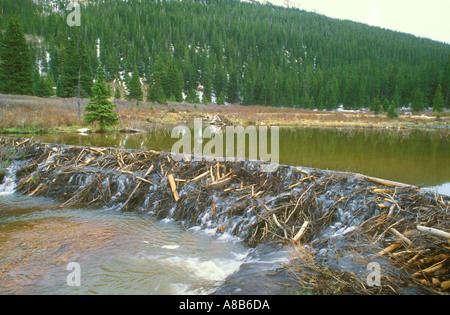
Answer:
[[416, 225, 450, 240], [168, 174, 180, 202], [292, 221, 309, 243]]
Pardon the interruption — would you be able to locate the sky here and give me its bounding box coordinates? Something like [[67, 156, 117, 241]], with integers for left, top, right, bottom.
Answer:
[[268, 0, 450, 44]]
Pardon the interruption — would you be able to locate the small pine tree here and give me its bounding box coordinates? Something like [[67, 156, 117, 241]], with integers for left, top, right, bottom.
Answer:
[[126, 64, 143, 101], [114, 86, 121, 100], [147, 75, 166, 104], [0, 17, 33, 95], [432, 84, 444, 113], [411, 88, 425, 113], [217, 91, 225, 105], [387, 101, 399, 118], [382, 98, 390, 112], [83, 66, 119, 130], [372, 95, 381, 115]]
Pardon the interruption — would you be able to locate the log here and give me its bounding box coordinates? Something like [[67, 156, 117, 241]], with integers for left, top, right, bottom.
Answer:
[[293, 221, 309, 243], [191, 171, 209, 182], [441, 280, 450, 291], [416, 225, 450, 240], [373, 243, 401, 258], [168, 174, 180, 202], [288, 175, 315, 189], [359, 175, 411, 188], [390, 228, 415, 248]]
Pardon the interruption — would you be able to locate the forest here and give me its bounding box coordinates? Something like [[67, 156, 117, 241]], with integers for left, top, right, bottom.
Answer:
[[0, 0, 449, 110]]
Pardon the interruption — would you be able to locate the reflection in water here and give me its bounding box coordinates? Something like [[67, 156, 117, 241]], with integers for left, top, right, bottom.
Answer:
[[0, 194, 248, 295], [32, 128, 450, 190]]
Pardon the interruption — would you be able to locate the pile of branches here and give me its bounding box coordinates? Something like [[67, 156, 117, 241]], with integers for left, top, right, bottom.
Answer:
[[1, 136, 449, 294]]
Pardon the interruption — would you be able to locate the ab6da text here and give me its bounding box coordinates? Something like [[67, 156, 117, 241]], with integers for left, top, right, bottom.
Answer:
[[179, 299, 270, 312]]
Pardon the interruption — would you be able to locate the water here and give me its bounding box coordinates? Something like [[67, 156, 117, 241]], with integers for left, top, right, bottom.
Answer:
[[30, 127, 450, 195], [0, 186, 248, 295], [1, 127, 449, 294]]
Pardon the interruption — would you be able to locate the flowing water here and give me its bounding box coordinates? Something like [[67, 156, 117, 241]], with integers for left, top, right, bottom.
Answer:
[[0, 127, 449, 294], [0, 188, 249, 295]]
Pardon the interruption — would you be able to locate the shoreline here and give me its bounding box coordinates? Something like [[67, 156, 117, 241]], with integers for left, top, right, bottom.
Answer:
[[0, 94, 449, 135]]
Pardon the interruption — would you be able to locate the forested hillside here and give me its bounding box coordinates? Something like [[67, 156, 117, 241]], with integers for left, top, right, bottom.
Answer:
[[1, 0, 449, 110]]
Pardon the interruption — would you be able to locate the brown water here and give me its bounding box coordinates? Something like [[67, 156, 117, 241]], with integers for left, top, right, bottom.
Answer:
[[0, 193, 249, 295]]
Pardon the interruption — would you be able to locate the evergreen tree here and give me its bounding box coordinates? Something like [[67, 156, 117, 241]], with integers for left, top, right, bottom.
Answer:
[[0, 17, 33, 95], [226, 70, 239, 104], [147, 75, 166, 104], [441, 54, 450, 108], [387, 101, 399, 118], [126, 64, 143, 101], [2, 0, 449, 111], [114, 86, 121, 100], [217, 91, 225, 105], [77, 40, 94, 98], [411, 88, 425, 113], [56, 37, 93, 98], [84, 66, 119, 130], [432, 84, 444, 113], [372, 95, 381, 115], [33, 72, 53, 97], [382, 98, 390, 112], [166, 61, 183, 102]]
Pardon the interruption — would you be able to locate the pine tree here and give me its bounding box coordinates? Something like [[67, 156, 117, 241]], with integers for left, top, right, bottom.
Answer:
[[114, 86, 121, 100], [432, 84, 444, 113], [56, 37, 93, 98], [382, 98, 390, 112], [226, 70, 239, 104], [387, 101, 399, 118], [77, 40, 94, 98], [147, 75, 166, 104], [84, 66, 119, 130], [442, 54, 450, 108], [217, 91, 225, 105], [126, 64, 143, 101], [0, 17, 33, 95], [166, 61, 183, 102], [372, 95, 381, 115], [411, 88, 425, 113]]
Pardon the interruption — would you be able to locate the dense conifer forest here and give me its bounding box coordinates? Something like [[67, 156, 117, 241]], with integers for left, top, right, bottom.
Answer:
[[1, 0, 449, 110]]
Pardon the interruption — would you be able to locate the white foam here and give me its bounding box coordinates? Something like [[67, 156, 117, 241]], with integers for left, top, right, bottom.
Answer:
[[161, 244, 180, 250], [163, 256, 242, 281], [0, 168, 16, 196]]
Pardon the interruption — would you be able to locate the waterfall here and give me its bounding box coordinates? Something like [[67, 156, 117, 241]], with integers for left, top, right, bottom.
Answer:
[[0, 165, 17, 196]]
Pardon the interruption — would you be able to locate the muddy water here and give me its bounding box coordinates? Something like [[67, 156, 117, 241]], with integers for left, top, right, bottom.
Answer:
[[31, 127, 450, 195], [0, 188, 249, 294]]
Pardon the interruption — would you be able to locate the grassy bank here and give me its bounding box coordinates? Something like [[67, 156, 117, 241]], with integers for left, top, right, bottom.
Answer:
[[0, 94, 448, 134]]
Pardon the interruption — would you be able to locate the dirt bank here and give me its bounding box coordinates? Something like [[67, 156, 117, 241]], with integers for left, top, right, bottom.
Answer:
[[1, 136, 449, 294]]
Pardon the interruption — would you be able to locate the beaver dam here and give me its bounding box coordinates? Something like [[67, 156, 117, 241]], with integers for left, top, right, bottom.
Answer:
[[1, 136, 449, 295]]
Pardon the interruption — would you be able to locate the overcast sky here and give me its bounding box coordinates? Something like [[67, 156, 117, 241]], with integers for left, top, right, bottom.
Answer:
[[280, 0, 450, 44]]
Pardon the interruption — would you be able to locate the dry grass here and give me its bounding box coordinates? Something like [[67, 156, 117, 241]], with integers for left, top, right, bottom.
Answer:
[[0, 93, 448, 133]]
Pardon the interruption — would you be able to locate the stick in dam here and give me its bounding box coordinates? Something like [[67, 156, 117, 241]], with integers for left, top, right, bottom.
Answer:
[[168, 174, 180, 202], [121, 165, 154, 210]]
